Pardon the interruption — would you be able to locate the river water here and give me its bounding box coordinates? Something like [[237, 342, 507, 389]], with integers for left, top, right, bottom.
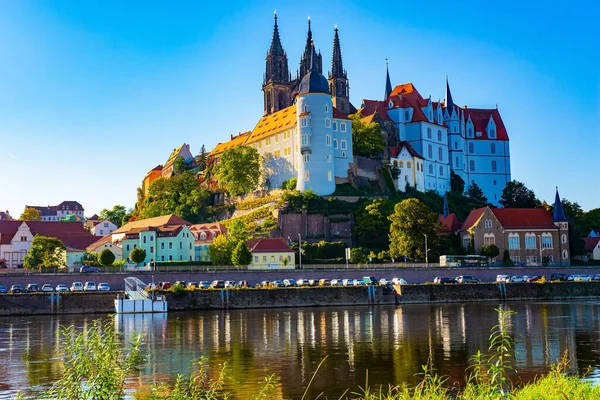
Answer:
[[2, 301, 600, 399]]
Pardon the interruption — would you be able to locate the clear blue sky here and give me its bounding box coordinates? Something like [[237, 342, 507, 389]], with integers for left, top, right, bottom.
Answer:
[[1, 1, 598, 218]]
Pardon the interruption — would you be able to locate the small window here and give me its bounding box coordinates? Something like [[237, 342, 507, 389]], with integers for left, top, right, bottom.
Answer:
[[325, 104, 329, 113], [327, 154, 331, 162], [438, 147, 443, 161], [493, 180, 497, 186], [325, 118, 331, 128], [428, 144, 432, 158], [341, 140, 347, 150], [150, 246, 154, 253], [341, 151, 346, 158], [303, 154, 310, 163], [491, 160, 497, 172], [301, 117, 308, 127], [326, 135, 332, 146], [340, 122, 346, 132], [468, 143, 474, 153], [398, 161, 404, 168], [333, 139, 338, 149], [169, 242, 172, 249], [333, 121, 337, 131], [468, 127, 473, 137], [327, 170, 332, 181], [428, 164, 433, 174], [161, 243, 164, 249], [489, 128, 496, 139], [439, 166, 443, 176], [438, 130, 442, 141], [407, 161, 411, 168], [427, 127, 432, 139], [405, 110, 409, 121], [491, 143, 496, 154], [454, 141, 458, 150], [470, 160, 475, 172]]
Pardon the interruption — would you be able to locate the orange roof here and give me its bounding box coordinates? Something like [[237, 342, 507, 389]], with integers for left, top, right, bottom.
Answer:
[[211, 131, 251, 156], [390, 83, 421, 98], [246, 106, 296, 145], [113, 214, 191, 234]]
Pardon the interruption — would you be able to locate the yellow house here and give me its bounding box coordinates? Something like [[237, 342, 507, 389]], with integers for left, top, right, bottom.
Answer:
[[246, 238, 295, 270]]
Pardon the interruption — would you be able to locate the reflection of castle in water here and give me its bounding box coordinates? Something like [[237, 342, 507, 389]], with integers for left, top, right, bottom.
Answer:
[[2, 302, 600, 398]]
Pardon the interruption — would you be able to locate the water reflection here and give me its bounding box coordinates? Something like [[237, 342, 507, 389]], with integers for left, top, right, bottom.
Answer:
[[2, 302, 600, 399]]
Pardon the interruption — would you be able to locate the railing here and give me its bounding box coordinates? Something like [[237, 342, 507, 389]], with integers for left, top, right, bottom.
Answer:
[[124, 277, 149, 300]]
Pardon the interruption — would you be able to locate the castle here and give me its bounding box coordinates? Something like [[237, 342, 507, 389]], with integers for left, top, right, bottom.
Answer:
[[210, 14, 511, 204]]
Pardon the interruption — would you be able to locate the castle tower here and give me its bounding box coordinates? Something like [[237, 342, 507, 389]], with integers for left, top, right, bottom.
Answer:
[[327, 27, 350, 115], [299, 17, 323, 78], [262, 12, 293, 116], [553, 187, 570, 264], [297, 44, 335, 195]]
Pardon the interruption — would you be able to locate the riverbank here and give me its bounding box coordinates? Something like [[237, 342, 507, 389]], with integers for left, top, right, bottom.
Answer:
[[2, 282, 600, 316]]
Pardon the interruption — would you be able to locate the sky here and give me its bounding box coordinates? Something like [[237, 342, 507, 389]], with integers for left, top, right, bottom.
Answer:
[[1, 1, 599, 218]]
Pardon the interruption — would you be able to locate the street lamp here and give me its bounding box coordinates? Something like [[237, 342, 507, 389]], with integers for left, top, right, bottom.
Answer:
[[423, 234, 429, 267], [298, 233, 302, 269]]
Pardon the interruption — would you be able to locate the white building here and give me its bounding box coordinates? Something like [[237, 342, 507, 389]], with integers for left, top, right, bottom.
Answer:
[[87, 235, 123, 260], [389, 141, 425, 192], [90, 219, 117, 237], [25, 201, 85, 221]]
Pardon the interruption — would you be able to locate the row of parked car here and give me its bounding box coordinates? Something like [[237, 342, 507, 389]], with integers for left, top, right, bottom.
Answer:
[[0, 282, 111, 294]]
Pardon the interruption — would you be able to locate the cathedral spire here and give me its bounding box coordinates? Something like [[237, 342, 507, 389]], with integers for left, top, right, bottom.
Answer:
[[331, 26, 344, 78], [553, 187, 568, 222], [269, 11, 284, 55], [385, 59, 392, 99], [445, 76, 454, 113], [300, 16, 322, 77]]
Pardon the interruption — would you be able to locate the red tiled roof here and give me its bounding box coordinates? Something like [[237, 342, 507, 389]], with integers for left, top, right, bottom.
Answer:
[[332, 106, 351, 120], [584, 237, 600, 253], [389, 141, 423, 159], [0, 220, 96, 249], [357, 100, 392, 122], [246, 238, 292, 253], [88, 214, 99, 221], [439, 213, 462, 234], [0, 221, 22, 244], [460, 207, 557, 231], [463, 108, 509, 141]]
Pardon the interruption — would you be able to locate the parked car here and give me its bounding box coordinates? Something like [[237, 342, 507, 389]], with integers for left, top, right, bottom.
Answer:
[[41, 284, 54, 292], [0, 285, 7, 293], [56, 284, 69, 292], [186, 282, 198, 289], [593, 274, 600, 281], [70, 282, 84, 292], [527, 276, 545, 283], [363, 276, 378, 286], [307, 279, 318, 287], [496, 275, 510, 283], [174, 281, 187, 288], [575, 275, 593, 282], [210, 280, 225, 289], [379, 278, 391, 285], [80, 266, 100, 273], [283, 279, 297, 287], [456, 275, 480, 284], [25, 283, 39, 293], [509, 275, 525, 283], [159, 282, 172, 290], [235, 280, 249, 288], [296, 279, 310, 287], [198, 281, 211, 289], [224, 280, 236, 288], [567, 275, 575, 281], [352, 279, 365, 286], [97, 283, 111, 291], [84, 282, 97, 291], [391, 277, 408, 285], [331, 279, 344, 286], [260, 280, 271, 288], [9, 284, 24, 294], [341, 279, 353, 286], [550, 273, 569, 282], [434, 277, 457, 284], [271, 280, 285, 288], [318, 279, 331, 287]]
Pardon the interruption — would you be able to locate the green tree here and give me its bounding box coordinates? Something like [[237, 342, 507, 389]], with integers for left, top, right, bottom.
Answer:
[[467, 182, 488, 205], [500, 180, 538, 208], [99, 249, 116, 267], [99, 205, 127, 228], [228, 220, 250, 245], [23, 236, 65, 269], [388, 198, 441, 261], [129, 247, 146, 265], [480, 244, 500, 260], [450, 171, 465, 195], [354, 198, 392, 250], [502, 249, 513, 266], [195, 144, 208, 172], [208, 234, 233, 265], [350, 247, 370, 264], [350, 113, 385, 157], [286, 177, 297, 190], [80, 251, 99, 266], [173, 156, 190, 175], [20, 207, 41, 221], [231, 241, 252, 266], [214, 146, 260, 197], [575, 208, 600, 236]]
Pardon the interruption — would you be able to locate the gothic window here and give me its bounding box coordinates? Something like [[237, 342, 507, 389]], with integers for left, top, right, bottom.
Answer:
[[326, 135, 332, 146], [483, 233, 496, 246], [491, 160, 497, 172], [428, 144, 432, 158], [340, 122, 346, 132], [333, 139, 338, 149], [438, 147, 443, 161], [398, 161, 404, 168], [427, 127, 432, 139], [489, 128, 496, 139], [341, 140, 347, 150], [525, 234, 536, 249], [561, 234, 567, 244], [407, 161, 411, 168], [468, 127, 473, 138], [508, 233, 520, 249], [428, 164, 433, 174], [278, 92, 286, 110], [562, 250, 568, 259], [438, 130, 442, 141], [469, 160, 475, 171], [325, 118, 331, 128], [468, 143, 474, 153], [491, 143, 496, 154], [541, 233, 553, 249]]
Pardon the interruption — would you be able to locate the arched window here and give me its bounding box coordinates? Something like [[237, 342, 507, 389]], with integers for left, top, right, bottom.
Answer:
[[393, 160, 398, 167], [428, 164, 433, 174], [484, 219, 493, 228], [333, 139, 338, 149], [525, 233, 536, 249], [561, 234, 567, 244], [468, 143, 474, 153], [562, 250, 568, 260], [428, 144, 432, 158], [508, 233, 520, 249], [398, 161, 404, 168], [438, 130, 442, 141], [491, 143, 496, 154], [491, 160, 497, 172], [483, 233, 496, 246], [427, 127, 432, 138], [438, 147, 443, 161], [439, 166, 443, 176], [489, 128, 496, 139], [469, 160, 475, 171], [407, 161, 411, 168]]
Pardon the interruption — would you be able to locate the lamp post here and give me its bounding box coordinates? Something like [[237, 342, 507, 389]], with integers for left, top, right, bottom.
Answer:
[[423, 234, 429, 268], [298, 233, 302, 269]]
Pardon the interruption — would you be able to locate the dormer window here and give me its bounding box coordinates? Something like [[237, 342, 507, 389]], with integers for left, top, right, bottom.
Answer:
[[389, 100, 393, 108], [489, 128, 496, 139], [467, 127, 473, 138]]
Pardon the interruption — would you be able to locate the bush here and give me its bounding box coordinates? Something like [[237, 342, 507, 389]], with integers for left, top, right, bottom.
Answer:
[[302, 241, 346, 260], [129, 247, 146, 265], [170, 283, 186, 296], [99, 249, 116, 267]]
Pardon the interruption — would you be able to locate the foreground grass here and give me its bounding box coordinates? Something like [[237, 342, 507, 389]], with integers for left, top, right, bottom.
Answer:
[[17, 310, 600, 400]]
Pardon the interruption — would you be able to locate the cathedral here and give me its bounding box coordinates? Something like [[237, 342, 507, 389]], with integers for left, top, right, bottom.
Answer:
[[210, 14, 512, 204]]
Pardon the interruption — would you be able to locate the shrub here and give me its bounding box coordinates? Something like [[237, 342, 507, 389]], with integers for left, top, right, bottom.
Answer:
[[170, 283, 186, 296]]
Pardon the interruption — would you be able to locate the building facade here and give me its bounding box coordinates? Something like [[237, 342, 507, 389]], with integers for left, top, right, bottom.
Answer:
[[190, 222, 228, 262], [87, 235, 123, 260], [26, 201, 85, 221], [246, 238, 295, 270], [389, 141, 425, 192], [121, 225, 195, 264], [90, 219, 118, 237]]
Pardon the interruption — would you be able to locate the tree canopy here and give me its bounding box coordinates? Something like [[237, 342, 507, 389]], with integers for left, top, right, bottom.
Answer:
[[214, 146, 260, 197], [467, 182, 488, 205], [23, 236, 65, 269], [195, 144, 208, 172], [129, 247, 146, 265], [500, 180, 538, 208], [350, 113, 385, 157], [20, 207, 41, 221], [99, 249, 116, 267], [450, 171, 465, 195], [354, 198, 392, 250], [99, 205, 127, 228], [388, 198, 441, 262], [231, 241, 252, 266], [208, 234, 233, 266]]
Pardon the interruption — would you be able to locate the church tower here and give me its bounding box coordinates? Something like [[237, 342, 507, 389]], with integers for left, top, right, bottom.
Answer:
[[299, 17, 323, 78], [263, 13, 293, 116], [553, 187, 570, 264], [328, 27, 349, 114]]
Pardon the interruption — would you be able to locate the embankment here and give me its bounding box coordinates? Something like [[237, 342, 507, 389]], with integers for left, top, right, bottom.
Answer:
[[1, 282, 600, 316]]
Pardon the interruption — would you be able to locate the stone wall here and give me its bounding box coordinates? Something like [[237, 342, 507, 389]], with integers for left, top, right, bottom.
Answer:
[[278, 211, 353, 245]]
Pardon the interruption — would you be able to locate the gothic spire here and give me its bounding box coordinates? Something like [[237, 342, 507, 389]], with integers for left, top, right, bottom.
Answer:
[[445, 76, 454, 113], [553, 187, 568, 222], [269, 12, 284, 55], [443, 193, 449, 219], [300, 16, 322, 77], [330, 26, 345, 78], [385, 59, 392, 99]]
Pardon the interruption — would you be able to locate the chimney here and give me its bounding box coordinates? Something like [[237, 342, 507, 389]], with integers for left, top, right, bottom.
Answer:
[[230, 134, 233, 140]]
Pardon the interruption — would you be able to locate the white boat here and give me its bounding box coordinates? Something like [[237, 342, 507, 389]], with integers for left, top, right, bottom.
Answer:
[[114, 277, 167, 314]]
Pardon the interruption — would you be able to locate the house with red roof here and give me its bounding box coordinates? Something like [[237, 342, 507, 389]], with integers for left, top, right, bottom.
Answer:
[[245, 238, 295, 270], [189, 222, 228, 262], [458, 189, 570, 265], [0, 220, 97, 268], [438, 195, 462, 234], [389, 141, 425, 192]]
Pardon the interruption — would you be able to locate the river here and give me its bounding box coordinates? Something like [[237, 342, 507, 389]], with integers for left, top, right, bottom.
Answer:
[[1, 301, 600, 399]]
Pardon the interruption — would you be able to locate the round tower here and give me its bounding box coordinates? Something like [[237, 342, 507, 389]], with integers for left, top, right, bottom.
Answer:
[[296, 43, 335, 196]]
